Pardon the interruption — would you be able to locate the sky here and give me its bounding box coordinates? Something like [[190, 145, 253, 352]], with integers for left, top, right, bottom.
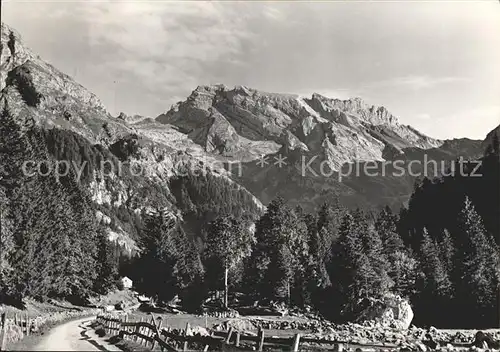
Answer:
[[2, 0, 500, 140]]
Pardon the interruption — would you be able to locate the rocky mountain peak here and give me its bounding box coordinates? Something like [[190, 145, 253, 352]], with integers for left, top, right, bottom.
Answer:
[[1, 22, 106, 109], [116, 112, 149, 124], [157, 84, 442, 168], [0, 22, 129, 143], [307, 93, 400, 127], [1, 22, 36, 91]]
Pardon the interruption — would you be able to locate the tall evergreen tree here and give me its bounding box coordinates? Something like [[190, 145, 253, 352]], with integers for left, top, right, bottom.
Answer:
[[204, 215, 254, 308], [375, 206, 412, 295], [419, 228, 452, 297], [93, 228, 119, 295], [439, 228, 455, 281], [375, 206, 404, 254], [328, 212, 386, 320], [456, 197, 499, 326], [135, 210, 203, 303], [247, 197, 309, 305], [414, 228, 453, 325]]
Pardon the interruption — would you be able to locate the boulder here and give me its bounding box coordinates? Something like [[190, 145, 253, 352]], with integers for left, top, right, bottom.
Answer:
[[213, 318, 258, 332], [473, 331, 500, 349], [355, 293, 414, 330], [186, 326, 210, 336]]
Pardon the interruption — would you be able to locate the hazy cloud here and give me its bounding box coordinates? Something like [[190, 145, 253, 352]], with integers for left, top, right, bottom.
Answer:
[[415, 113, 432, 120], [369, 75, 468, 90], [443, 106, 500, 139]]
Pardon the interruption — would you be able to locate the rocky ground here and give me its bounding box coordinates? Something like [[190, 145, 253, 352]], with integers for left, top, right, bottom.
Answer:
[[205, 295, 500, 351], [210, 315, 500, 351]]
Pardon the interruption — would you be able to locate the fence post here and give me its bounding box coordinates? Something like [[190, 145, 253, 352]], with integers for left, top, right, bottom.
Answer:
[[20, 314, 25, 337], [150, 317, 156, 350], [122, 315, 127, 340], [225, 327, 233, 343], [139, 317, 144, 345], [257, 327, 265, 352], [183, 322, 190, 351], [291, 333, 300, 352], [0, 312, 7, 352], [133, 318, 140, 344], [155, 319, 163, 351], [235, 331, 241, 347], [26, 314, 30, 336]]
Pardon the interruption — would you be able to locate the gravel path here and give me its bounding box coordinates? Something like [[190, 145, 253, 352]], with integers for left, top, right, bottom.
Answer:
[[33, 316, 122, 351]]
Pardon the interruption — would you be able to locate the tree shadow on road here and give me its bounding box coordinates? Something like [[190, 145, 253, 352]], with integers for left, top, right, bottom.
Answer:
[[79, 322, 113, 351]]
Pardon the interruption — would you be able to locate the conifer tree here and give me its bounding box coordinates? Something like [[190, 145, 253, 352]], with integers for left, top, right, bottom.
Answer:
[[375, 206, 412, 295], [328, 212, 383, 320], [415, 227, 454, 325], [419, 228, 452, 298], [204, 216, 254, 308], [439, 228, 455, 280], [136, 210, 203, 303], [313, 201, 345, 283], [375, 206, 404, 254], [94, 228, 118, 295], [248, 197, 309, 305], [456, 197, 500, 325]]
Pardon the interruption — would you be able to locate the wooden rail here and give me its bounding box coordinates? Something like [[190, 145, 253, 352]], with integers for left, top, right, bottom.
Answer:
[[96, 313, 401, 351], [96, 313, 226, 351]]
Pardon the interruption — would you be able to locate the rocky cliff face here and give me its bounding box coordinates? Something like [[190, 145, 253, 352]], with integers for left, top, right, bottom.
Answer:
[[157, 85, 443, 170], [1, 23, 35, 90], [1, 23, 131, 146], [483, 124, 500, 155]]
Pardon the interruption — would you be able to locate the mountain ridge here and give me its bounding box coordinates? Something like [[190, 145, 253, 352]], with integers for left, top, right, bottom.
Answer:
[[157, 84, 448, 171]]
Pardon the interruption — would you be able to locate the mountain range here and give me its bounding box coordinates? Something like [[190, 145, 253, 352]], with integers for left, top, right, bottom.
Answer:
[[1, 22, 497, 249]]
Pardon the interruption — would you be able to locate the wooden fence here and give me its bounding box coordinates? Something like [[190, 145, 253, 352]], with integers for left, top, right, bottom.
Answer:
[[0, 313, 5, 351], [0, 312, 36, 351], [96, 313, 400, 351], [96, 313, 225, 351]]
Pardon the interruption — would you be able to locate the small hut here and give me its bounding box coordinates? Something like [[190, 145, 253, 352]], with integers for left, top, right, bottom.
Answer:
[[120, 276, 133, 289]]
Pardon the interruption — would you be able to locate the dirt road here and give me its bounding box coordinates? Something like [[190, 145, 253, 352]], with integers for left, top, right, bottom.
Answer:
[[33, 316, 122, 351]]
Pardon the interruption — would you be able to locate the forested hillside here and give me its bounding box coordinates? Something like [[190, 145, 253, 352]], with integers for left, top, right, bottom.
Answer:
[[0, 105, 118, 304], [126, 134, 499, 327]]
